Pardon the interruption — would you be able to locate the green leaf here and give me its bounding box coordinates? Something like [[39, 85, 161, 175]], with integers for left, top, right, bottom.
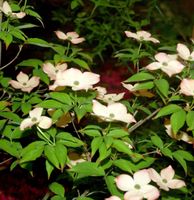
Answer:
[[44, 145, 60, 169], [112, 139, 132, 156], [105, 176, 123, 198], [21, 102, 32, 115], [49, 182, 65, 197], [56, 132, 84, 147], [46, 160, 54, 179], [33, 68, 50, 84], [155, 104, 182, 118], [0, 139, 22, 157], [17, 59, 43, 68], [161, 147, 173, 159], [151, 135, 164, 148], [170, 109, 186, 133], [99, 142, 110, 161], [20, 141, 45, 163], [91, 137, 103, 157], [186, 111, 194, 130], [72, 58, 90, 70], [107, 129, 128, 138], [38, 100, 66, 109], [125, 72, 155, 82], [70, 161, 105, 178], [133, 81, 154, 90], [136, 157, 155, 170], [54, 143, 67, 171], [51, 195, 66, 200], [0, 111, 21, 123], [173, 151, 187, 174], [49, 92, 72, 105], [81, 129, 101, 137], [113, 159, 135, 172], [174, 150, 194, 161], [154, 79, 169, 97], [26, 38, 50, 48]]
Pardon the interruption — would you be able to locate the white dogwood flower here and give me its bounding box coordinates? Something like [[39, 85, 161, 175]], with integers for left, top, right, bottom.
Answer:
[[125, 30, 160, 43], [115, 170, 160, 200], [43, 62, 68, 80], [180, 78, 194, 96], [54, 68, 100, 91], [92, 100, 136, 124], [55, 31, 85, 44], [20, 108, 52, 131], [177, 43, 194, 61], [105, 196, 121, 200], [145, 52, 185, 77], [165, 124, 194, 144], [148, 165, 186, 191], [9, 72, 40, 93], [0, 1, 26, 19]]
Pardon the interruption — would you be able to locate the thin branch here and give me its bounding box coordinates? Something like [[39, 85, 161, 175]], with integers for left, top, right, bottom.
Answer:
[[128, 108, 160, 134], [0, 45, 23, 70]]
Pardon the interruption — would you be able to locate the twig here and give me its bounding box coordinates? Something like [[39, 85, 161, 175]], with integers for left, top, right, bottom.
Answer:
[[128, 108, 160, 134], [0, 45, 23, 70]]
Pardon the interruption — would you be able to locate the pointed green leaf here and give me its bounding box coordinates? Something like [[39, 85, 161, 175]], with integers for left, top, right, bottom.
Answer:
[[186, 111, 194, 130], [170, 109, 186, 133], [154, 79, 169, 97], [125, 72, 155, 82]]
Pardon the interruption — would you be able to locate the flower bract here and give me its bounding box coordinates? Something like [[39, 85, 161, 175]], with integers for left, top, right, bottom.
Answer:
[[20, 108, 52, 131], [115, 170, 160, 200], [125, 30, 160, 43], [177, 43, 194, 61], [92, 100, 136, 124], [148, 165, 186, 191], [9, 72, 40, 93]]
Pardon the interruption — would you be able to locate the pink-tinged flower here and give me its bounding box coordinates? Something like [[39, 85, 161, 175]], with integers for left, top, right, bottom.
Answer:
[[20, 108, 52, 131], [125, 30, 160, 43], [165, 124, 194, 144], [180, 78, 194, 96], [145, 52, 185, 77], [0, 1, 26, 19], [177, 43, 194, 61], [9, 72, 40, 93], [101, 92, 125, 104], [148, 165, 186, 191], [115, 170, 160, 200], [94, 86, 107, 99], [54, 68, 100, 91], [43, 62, 68, 80], [92, 100, 136, 124], [122, 83, 139, 92], [55, 30, 85, 44], [105, 196, 121, 200], [95, 86, 125, 104]]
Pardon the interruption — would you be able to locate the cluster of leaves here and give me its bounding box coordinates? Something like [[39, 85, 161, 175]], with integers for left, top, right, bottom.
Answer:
[[0, 1, 194, 200]]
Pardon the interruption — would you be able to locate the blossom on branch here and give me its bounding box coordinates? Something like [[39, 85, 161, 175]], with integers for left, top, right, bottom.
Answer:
[[180, 78, 194, 96], [177, 43, 194, 61], [0, 1, 26, 19], [20, 108, 52, 131], [92, 100, 136, 124], [145, 52, 185, 77], [54, 68, 100, 91], [148, 165, 186, 191], [115, 170, 160, 200], [9, 72, 40, 93], [125, 30, 160, 43], [43, 62, 68, 80], [55, 31, 85, 44]]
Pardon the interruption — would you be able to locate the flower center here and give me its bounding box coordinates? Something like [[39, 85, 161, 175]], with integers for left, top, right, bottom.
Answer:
[[73, 81, 79, 86], [134, 184, 141, 190], [109, 113, 115, 118], [188, 56, 192, 60], [31, 117, 37, 122], [139, 36, 144, 40], [162, 62, 168, 66], [23, 82, 27, 86], [162, 178, 168, 183]]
